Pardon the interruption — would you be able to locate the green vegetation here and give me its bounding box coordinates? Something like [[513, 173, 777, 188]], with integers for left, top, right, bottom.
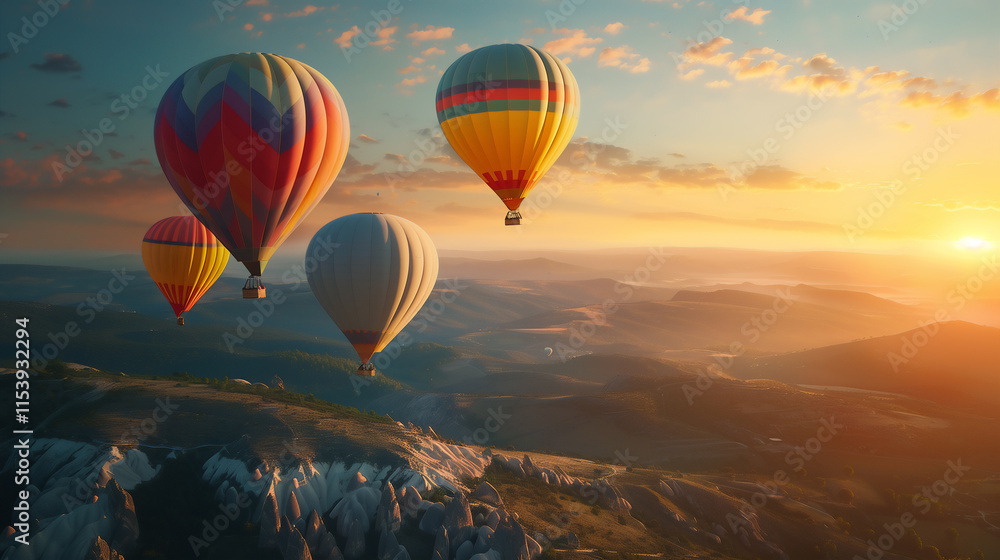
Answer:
[[37, 360, 391, 424]]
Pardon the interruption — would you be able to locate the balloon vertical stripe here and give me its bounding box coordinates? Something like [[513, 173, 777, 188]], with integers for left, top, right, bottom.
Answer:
[[154, 53, 350, 277]]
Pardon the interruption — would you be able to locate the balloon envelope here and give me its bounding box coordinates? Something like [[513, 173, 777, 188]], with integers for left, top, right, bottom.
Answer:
[[435, 43, 580, 214], [306, 213, 439, 364], [153, 52, 350, 276], [141, 216, 229, 321]]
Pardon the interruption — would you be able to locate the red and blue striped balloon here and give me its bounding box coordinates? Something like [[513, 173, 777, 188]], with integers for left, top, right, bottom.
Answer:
[[153, 53, 350, 276]]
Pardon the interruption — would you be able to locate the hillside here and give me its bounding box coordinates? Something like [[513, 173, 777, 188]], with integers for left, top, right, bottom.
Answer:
[[731, 321, 1000, 413]]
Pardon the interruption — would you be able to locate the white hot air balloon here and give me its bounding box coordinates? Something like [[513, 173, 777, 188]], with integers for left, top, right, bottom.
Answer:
[[306, 213, 439, 376]]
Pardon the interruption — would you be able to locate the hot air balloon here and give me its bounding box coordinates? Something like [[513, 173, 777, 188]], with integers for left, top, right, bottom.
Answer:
[[153, 53, 350, 298], [141, 216, 230, 326], [435, 44, 580, 225], [306, 213, 439, 376]]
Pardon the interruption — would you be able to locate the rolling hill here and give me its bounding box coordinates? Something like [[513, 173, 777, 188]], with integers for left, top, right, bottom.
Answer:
[[731, 321, 1000, 414]]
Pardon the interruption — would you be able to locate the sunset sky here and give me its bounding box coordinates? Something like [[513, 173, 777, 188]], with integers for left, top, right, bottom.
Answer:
[[1, 0, 998, 261]]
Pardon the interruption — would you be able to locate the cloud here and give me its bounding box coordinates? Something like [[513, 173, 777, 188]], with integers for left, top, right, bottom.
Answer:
[[544, 28, 603, 59], [745, 165, 842, 191], [48, 98, 71, 108], [678, 68, 704, 80], [900, 89, 1000, 118], [284, 5, 324, 17], [15, 131, 28, 141], [31, 53, 82, 73], [421, 46, 445, 57], [725, 6, 772, 25], [598, 45, 651, 73], [334, 26, 361, 48], [603, 22, 626, 35], [340, 154, 377, 177], [109, 149, 125, 160], [733, 58, 784, 80], [706, 80, 731, 88], [633, 211, 840, 234], [372, 26, 399, 50], [778, 55, 855, 96], [397, 65, 419, 74], [356, 134, 378, 144], [456, 43, 472, 54], [395, 74, 428, 94], [244, 23, 254, 31], [406, 25, 454, 42], [552, 138, 839, 193], [682, 37, 733, 66], [677, 41, 999, 118], [129, 158, 151, 166], [656, 164, 733, 189], [923, 199, 1000, 212], [399, 76, 427, 86]]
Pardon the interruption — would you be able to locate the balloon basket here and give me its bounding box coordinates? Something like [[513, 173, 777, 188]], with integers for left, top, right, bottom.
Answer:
[[504, 210, 522, 226], [242, 276, 266, 299], [176, 317, 185, 326], [357, 363, 376, 377]]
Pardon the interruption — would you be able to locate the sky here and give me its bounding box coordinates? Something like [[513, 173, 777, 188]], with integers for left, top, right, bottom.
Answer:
[[1, 0, 998, 263]]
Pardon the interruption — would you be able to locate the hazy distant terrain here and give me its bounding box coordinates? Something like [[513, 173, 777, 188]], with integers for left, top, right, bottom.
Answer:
[[2, 248, 999, 559]]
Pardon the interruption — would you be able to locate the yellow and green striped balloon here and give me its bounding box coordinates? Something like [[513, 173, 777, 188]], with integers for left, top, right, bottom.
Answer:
[[435, 44, 580, 224]]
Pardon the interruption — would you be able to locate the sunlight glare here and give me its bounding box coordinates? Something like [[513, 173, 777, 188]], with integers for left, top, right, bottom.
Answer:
[[954, 237, 994, 251]]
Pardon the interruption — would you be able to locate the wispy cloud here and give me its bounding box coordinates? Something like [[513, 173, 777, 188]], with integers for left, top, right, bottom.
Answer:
[[725, 6, 772, 25]]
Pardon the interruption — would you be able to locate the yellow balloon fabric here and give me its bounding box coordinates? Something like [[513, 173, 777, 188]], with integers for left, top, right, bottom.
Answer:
[[436, 44, 580, 212], [141, 216, 230, 320]]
